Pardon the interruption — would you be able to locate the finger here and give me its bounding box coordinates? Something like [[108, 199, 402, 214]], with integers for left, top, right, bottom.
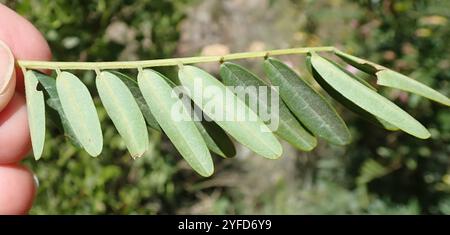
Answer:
[[0, 3, 52, 92], [0, 40, 15, 112], [0, 4, 51, 164], [0, 164, 36, 215], [0, 93, 30, 164]]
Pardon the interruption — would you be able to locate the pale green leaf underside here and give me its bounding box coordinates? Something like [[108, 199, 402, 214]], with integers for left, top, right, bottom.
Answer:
[[34, 72, 82, 147], [97, 71, 149, 158], [138, 69, 213, 177], [310, 53, 430, 139], [24, 71, 46, 160], [220, 62, 317, 151], [377, 70, 450, 107], [307, 55, 376, 91], [306, 56, 399, 131], [57, 71, 103, 156], [335, 50, 450, 107], [109, 71, 162, 130], [179, 65, 282, 159], [264, 57, 351, 145], [149, 70, 236, 158]]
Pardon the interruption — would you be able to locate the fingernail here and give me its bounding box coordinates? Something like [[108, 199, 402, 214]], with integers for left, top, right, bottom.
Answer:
[[0, 39, 16, 111]]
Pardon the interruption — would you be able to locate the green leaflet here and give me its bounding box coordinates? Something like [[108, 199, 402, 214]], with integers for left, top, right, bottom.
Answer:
[[335, 50, 450, 106], [220, 62, 317, 151], [306, 54, 376, 91], [192, 108, 237, 158], [377, 70, 450, 107], [24, 71, 46, 160], [112, 71, 235, 158], [306, 56, 399, 131], [357, 159, 389, 185], [178, 65, 282, 159], [153, 70, 236, 158], [96, 71, 149, 158], [34, 71, 81, 147], [309, 53, 431, 139], [148, 70, 236, 158], [334, 50, 385, 74], [264, 57, 351, 145], [56, 71, 103, 156], [109, 71, 161, 130], [138, 69, 214, 177]]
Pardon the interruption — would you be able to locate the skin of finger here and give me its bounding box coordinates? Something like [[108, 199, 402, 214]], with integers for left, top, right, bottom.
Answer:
[[0, 4, 51, 163], [0, 40, 16, 112], [0, 3, 52, 92], [0, 3, 51, 215], [0, 93, 31, 164], [0, 164, 36, 215]]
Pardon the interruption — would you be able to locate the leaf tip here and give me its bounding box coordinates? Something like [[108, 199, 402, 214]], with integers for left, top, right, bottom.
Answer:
[[331, 130, 352, 146], [200, 169, 214, 177], [86, 144, 103, 157], [197, 161, 214, 177], [265, 143, 283, 160], [131, 150, 147, 160], [417, 129, 432, 140], [302, 138, 318, 152]]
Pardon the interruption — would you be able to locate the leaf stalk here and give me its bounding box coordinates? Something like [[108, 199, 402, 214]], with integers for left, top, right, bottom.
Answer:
[[17, 46, 336, 71]]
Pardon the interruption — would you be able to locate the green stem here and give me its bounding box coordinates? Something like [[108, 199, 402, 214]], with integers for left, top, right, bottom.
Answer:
[[17, 46, 336, 70]]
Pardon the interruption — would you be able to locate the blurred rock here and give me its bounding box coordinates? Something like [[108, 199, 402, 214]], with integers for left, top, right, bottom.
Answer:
[[201, 43, 230, 56], [105, 21, 136, 45], [248, 41, 266, 52]]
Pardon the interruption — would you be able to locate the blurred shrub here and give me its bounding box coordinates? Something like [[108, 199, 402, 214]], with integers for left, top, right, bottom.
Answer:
[[346, 0, 450, 214]]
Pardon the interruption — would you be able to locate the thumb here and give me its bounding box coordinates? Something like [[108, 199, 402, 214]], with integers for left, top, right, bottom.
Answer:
[[0, 39, 16, 112]]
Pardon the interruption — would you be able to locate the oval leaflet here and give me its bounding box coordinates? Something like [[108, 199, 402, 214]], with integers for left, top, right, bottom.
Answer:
[[24, 70, 46, 160], [264, 57, 351, 145], [57, 71, 103, 156], [220, 62, 317, 151], [179, 65, 283, 159], [96, 71, 149, 158], [138, 69, 214, 177], [309, 53, 430, 139]]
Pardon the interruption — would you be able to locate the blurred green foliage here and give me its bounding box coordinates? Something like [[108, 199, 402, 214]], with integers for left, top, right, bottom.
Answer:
[[345, 0, 450, 214], [284, 0, 450, 214], [2, 0, 449, 214]]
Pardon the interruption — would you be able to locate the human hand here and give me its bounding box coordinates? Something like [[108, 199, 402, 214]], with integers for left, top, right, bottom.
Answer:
[[0, 4, 51, 214]]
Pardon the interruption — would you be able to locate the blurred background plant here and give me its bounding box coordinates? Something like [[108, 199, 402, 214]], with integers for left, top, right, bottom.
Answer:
[[1, 0, 449, 214]]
